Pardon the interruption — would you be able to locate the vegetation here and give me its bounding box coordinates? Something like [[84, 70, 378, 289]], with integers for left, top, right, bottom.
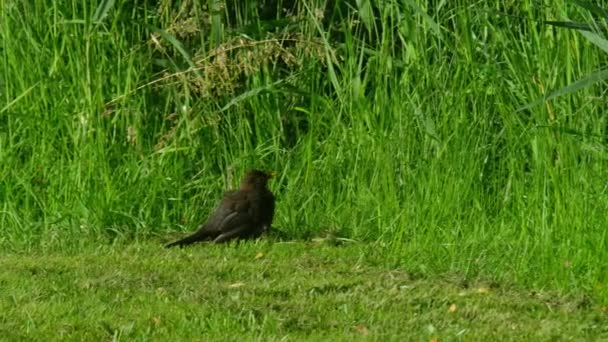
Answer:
[[1, 0, 608, 337]]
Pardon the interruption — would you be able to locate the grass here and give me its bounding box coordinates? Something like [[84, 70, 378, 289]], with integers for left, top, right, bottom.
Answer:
[[2, 241, 607, 340], [1, 0, 608, 337]]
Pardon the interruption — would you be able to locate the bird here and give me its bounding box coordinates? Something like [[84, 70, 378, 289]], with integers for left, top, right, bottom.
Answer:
[[165, 169, 276, 248]]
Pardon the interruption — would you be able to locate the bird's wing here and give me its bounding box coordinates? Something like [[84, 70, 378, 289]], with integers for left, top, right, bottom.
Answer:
[[216, 192, 254, 233], [212, 224, 252, 243], [164, 191, 243, 248], [196, 191, 256, 244], [203, 190, 253, 234]]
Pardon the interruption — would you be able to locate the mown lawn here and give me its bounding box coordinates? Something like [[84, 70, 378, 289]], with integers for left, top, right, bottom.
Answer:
[[1, 240, 607, 340]]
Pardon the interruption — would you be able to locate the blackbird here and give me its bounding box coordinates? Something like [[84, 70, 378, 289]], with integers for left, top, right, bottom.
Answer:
[[165, 169, 276, 248]]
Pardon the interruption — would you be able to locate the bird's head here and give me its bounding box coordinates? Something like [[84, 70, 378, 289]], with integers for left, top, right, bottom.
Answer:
[[241, 169, 276, 189]]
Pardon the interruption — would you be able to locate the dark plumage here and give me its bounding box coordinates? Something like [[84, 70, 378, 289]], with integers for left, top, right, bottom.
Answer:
[[165, 170, 276, 248]]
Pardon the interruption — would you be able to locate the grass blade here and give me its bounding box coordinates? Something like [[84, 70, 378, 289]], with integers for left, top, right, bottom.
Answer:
[[517, 69, 608, 111], [92, 0, 116, 22], [148, 26, 202, 79]]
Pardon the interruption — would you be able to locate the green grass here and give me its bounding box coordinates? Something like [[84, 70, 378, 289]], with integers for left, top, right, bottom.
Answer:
[[1, 0, 608, 337], [1, 241, 607, 340]]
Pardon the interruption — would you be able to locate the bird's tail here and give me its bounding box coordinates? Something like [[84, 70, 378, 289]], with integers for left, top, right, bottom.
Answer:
[[165, 228, 211, 248]]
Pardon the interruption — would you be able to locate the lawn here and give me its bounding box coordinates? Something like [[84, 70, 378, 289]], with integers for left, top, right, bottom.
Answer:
[[1, 240, 607, 340]]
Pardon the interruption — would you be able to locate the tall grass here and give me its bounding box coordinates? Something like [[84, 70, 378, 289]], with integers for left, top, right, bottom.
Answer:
[[1, 1, 607, 299]]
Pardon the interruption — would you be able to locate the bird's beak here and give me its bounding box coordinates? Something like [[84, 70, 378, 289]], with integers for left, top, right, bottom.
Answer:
[[269, 171, 277, 178]]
